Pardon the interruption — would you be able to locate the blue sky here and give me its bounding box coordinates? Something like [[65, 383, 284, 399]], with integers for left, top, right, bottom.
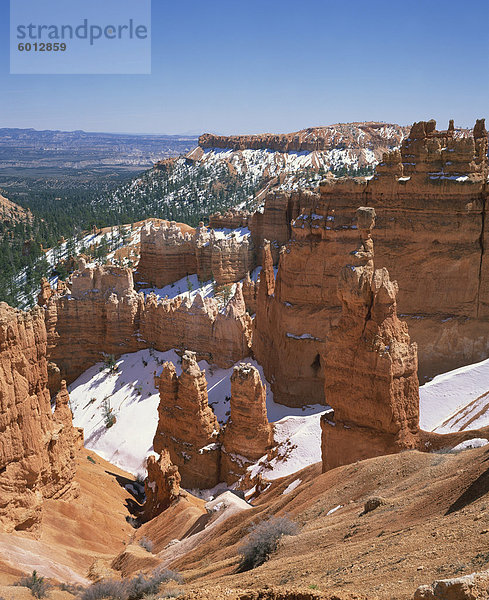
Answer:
[[1, 0, 489, 135]]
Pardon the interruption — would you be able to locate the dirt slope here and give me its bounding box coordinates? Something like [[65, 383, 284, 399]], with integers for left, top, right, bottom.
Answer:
[[166, 447, 489, 599]]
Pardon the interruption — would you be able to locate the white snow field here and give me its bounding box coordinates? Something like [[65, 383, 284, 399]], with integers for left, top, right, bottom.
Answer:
[[419, 356, 489, 435], [69, 348, 489, 488]]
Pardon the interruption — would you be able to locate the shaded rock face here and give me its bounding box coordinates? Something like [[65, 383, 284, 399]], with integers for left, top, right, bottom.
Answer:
[[221, 363, 273, 483], [153, 351, 220, 489], [46, 265, 252, 384], [320, 208, 420, 471], [136, 221, 254, 289], [143, 450, 182, 520], [253, 119, 489, 406], [0, 303, 77, 533]]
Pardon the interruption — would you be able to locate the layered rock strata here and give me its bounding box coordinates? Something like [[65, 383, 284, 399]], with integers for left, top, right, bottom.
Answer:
[[136, 221, 254, 288], [253, 119, 489, 406], [154, 355, 273, 488], [0, 303, 77, 532], [320, 207, 489, 471], [199, 122, 408, 154], [221, 363, 273, 483], [143, 450, 182, 520], [153, 352, 220, 489], [320, 207, 420, 470], [45, 265, 252, 384]]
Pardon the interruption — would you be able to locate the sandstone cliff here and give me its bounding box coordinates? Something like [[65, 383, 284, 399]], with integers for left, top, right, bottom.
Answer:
[[153, 351, 220, 489], [221, 363, 273, 483], [136, 221, 254, 289], [320, 207, 489, 471], [253, 119, 489, 406], [0, 303, 77, 533], [46, 265, 252, 384], [199, 122, 408, 155]]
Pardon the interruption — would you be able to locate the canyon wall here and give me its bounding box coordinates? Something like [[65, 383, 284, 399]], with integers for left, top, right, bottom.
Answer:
[[45, 264, 253, 384], [320, 207, 489, 471], [0, 303, 77, 533], [253, 119, 489, 406], [135, 221, 254, 289]]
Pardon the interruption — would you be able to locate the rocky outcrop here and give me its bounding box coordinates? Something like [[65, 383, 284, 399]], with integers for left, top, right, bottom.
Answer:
[[199, 122, 408, 154], [153, 351, 220, 489], [253, 120, 489, 406], [139, 283, 252, 369], [135, 221, 254, 289], [221, 364, 273, 483], [320, 207, 420, 471], [45, 264, 143, 386], [414, 570, 489, 600], [37, 277, 53, 306], [0, 193, 32, 225], [45, 265, 252, 384], [0, 303, 77, 533], [136, 221, 197, 288], [143, 450, 182, 520], [209, 209, 251, 230]]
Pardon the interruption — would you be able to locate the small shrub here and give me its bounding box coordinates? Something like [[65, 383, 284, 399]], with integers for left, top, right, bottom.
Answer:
[[102, 353, 118, 373], [138, 536, 154, 552], [101, 397, 116, 429], [16, 571, 51, 599], [81, 569, 184, 600], [81, 579, 128, 600], [87, 455, 96, 464], [126, 569, 182, 599], [238, 515, 299, 571]]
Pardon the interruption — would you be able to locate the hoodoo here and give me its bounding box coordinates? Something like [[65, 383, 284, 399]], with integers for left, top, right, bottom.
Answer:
[[221, 363, 273, 483], [320, 207, 420, 471], [153, 351, 220, 489]]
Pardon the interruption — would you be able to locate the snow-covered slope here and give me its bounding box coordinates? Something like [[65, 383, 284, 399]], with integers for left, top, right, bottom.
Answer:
[[420, 357, 489, 434], [69, 349, 489, 488]]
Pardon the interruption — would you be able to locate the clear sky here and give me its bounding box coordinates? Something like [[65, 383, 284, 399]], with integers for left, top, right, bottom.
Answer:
[[1, 0, 489, 135]]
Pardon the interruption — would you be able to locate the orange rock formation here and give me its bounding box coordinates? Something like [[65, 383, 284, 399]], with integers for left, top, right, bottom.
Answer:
[[143, 450, 182, 520], [320, 207, 420, 470], [320, 207, 489, 471], [45, 264, 252, 384], [136, 221, 253, 288], [0, 303, 77, 533], [253, 119, 489, 406], [154, 351, 220, 489], [199, 122, 408, 155], [221, 363, 273, 483]]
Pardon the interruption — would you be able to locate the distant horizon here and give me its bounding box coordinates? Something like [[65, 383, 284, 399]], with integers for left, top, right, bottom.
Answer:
[[0, 116, 486, 139]]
